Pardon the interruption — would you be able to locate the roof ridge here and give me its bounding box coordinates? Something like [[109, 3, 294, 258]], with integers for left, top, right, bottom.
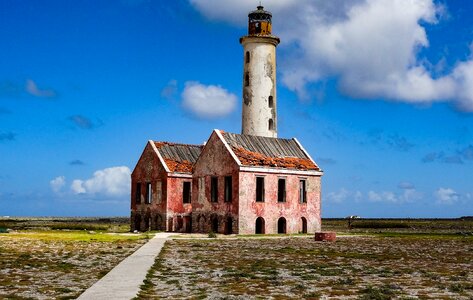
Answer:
[[153, 141, 203, 148]]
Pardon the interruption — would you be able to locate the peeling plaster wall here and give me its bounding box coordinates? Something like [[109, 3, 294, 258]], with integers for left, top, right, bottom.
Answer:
[[238, 171, 321, 234], [241, 37, 278, 138], [130, 142, 167, 232], [192, 132, 240, 234], [130, 142, 194, 233], [166, 176, 193, 232]]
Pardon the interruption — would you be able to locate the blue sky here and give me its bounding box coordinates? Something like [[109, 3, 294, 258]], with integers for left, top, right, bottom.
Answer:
[[1, 0, 472, 217]]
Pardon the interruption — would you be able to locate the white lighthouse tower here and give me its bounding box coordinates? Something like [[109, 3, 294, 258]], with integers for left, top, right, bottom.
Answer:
[[240, 6, 280, 138]]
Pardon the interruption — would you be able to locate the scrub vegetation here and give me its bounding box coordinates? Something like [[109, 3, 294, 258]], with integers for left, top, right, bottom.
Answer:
[[138, 219, 473, 299], [0, 217, 148, 299]]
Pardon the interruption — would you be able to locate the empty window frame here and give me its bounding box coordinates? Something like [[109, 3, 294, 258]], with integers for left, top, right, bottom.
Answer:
[[245, 51, 250, 63], [268, 95, 273, 108], [211, 177, 218, 202], [183, 181, 191, 204], [224, 176, 232, 202], [268, 118, 274, 130], [245, 72, 250, 86], [256, 177, 265, 202], [135, 182, 141, 204], [146, 182, 152, 204], [277, 178, 286, 202], [299, 179, 307, 203]]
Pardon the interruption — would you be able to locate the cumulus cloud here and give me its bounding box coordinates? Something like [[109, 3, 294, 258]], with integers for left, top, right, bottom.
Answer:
[[368, 188, 422, 203], [68, 115, 103, 130], [50, 176, 66, 194], [326, 188, 362, 203], [182, 81, 237, 118], [71, 166, 131, 196], [434, 187, 460, 204], [189, 0, 473, 112], [25, 79, 56, 98]]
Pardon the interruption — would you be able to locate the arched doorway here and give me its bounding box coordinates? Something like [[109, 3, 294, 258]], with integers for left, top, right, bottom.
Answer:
[[255, 217, 265, 234], [211, 216, 219, 233], [134, 214, 141, 231], [144, 216, 150, 232], [278, 217, 286, 234], [301, 217, 307, 234], [225, 217, 233, 235], [155, 215, 162, 231]]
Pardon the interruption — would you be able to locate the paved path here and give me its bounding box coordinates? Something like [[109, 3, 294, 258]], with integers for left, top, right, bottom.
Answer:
[[78, 232, 174, 300]]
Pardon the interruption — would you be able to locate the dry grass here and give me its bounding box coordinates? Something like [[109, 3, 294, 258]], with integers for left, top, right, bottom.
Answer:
[[138, 235, 473, 299], [0, 231, 148, 299]]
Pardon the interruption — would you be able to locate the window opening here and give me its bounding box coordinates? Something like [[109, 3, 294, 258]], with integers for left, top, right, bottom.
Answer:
[[268, 95, 273, 108], [224, 176, 232, 202], [256, 177, 265, 202], [146, 182, 152, 204], [268, 119, 274, 130], [245, 51, 250, 63], [135, 182, 141, 204], [245, 72, 250, 86], [183, 181, 191, 204], [299, 180, 307, 203], [277, 178, 286, 202], [211, 177, 218, 202]]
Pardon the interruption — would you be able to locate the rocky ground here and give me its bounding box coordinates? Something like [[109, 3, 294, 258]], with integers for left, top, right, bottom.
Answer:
[[138, 235, 473, 299], [0, 231, 147, 299]]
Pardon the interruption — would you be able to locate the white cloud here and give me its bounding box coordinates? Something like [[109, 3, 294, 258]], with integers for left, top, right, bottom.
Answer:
[[50, 176, 66, 194], [368, 188, 422, 203], [182, 81, 237, 118], [326, 188, 349, 203], [189, 0, 473, 112], [326, 188, 363, 203], [71, 166, 131, 196], [26, 79, 56, 98], [434, 187, 460, 205]]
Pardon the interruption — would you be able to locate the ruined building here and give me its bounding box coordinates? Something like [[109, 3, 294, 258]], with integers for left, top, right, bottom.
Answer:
[[131, 6, 323, 234]]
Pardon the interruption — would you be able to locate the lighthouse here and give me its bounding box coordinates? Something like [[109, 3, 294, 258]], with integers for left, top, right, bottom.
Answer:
[[240, 6, 280, 138]]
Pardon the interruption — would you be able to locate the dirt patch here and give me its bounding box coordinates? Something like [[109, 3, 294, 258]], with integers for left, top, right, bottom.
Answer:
[[138, 236, 473, 299]]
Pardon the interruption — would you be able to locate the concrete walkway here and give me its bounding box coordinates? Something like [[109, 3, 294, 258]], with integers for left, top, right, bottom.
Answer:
[[78, 232, 174, 300]]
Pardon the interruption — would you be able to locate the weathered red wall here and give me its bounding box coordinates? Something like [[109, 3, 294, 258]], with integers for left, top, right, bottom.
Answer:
[[192, 131, 240, 234], [166, 175, 193, 232], [238, 171, 321, 234], [130, 142, 168, 231]]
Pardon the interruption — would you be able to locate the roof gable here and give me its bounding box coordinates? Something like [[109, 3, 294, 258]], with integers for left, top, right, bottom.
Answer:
[[221, 132, 320, 171], [154, 142, 202, 173]]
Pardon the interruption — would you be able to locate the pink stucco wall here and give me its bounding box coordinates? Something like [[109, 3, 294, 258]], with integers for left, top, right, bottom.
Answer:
[[238, 171, 321, 234]]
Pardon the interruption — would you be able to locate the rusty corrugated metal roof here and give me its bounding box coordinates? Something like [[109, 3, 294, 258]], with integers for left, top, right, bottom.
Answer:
[[154, 142, 202, 173], [222, 132, 319, 171]]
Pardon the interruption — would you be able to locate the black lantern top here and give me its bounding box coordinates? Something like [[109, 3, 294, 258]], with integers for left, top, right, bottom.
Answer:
[[248, 6, 272, 35]]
